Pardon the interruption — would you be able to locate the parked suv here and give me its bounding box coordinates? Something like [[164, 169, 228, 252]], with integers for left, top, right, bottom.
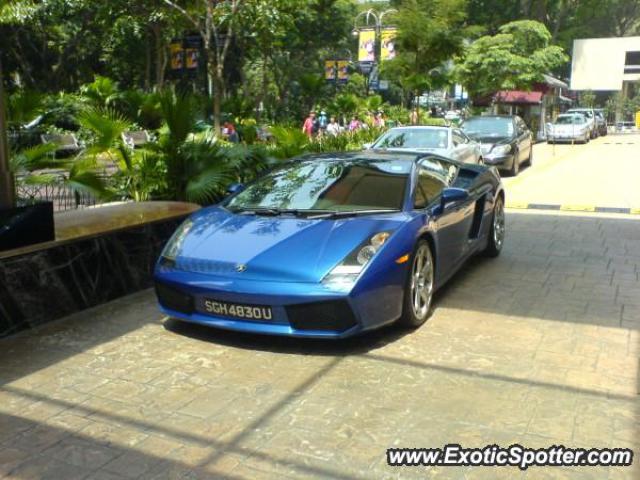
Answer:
[[594, 109, 608, 136], [460, 115, 533, 176]]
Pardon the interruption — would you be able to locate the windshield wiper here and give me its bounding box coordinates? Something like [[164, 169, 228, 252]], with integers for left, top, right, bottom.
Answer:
[[307, 209, 399, 219], [230, 207, 284, 216]]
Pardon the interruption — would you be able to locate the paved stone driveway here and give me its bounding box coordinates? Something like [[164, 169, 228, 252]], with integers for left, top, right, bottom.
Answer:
[[1, 210, 639, 479]]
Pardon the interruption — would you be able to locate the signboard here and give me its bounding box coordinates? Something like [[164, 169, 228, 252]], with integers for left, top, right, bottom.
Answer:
[[170, 43, 184, 70], [185, 49, 199, 70], [380, 28, 397, 61], [358, 29, 376, 62], [325, 60, 337, 81], [636, 111, 640, 128], [337, 60, 349, 83]]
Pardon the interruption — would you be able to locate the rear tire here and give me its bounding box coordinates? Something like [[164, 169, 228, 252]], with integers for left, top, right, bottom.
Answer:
[[398, 240, 434, 328], [483, 195, 505, 258]]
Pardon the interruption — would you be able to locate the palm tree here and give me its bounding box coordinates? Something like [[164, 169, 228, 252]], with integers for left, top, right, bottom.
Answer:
[[152, 89, 274, 204]]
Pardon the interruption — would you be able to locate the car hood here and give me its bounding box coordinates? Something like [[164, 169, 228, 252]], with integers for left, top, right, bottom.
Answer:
[[173, 207, 407, 283], [550, 124, 586, 132], [468, 135, 512, 145], [374, 147, 447, 154]]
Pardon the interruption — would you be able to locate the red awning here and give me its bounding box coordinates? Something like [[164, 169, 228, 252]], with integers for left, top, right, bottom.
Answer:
[[495, 90, 543, 104]]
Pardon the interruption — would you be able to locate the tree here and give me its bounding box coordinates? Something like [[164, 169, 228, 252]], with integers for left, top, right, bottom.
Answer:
[[383, 0, 474, 106], [162, 0, 243, 135], [456, 20, 568, 98]]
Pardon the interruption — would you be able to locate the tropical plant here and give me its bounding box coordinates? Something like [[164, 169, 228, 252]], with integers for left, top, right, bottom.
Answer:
[[267, 126, 310, 159]]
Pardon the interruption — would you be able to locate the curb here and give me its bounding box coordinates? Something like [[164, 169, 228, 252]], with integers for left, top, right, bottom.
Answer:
[[506, 203, 640, 215]]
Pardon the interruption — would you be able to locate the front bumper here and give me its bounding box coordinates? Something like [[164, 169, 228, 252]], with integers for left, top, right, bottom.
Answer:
[[154, 266, 402, 338], [547, 133, 584, 142], [483, 153, 514, 169]]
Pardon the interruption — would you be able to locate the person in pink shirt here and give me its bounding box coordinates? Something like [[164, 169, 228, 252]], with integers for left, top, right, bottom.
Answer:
[[348, 115, 361, 131], [302, 111, 316, 138]]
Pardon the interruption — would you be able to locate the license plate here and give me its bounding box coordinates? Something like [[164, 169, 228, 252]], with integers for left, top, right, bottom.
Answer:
[[199, 299, 273, 321]]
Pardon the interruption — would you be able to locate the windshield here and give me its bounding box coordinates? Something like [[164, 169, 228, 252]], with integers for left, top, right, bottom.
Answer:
[[226, 159, 410, 212], [555, 115, 585, 125], [569, 110, 593, 118], [461, 117, 514, 137], [372, 128, 449, 149]]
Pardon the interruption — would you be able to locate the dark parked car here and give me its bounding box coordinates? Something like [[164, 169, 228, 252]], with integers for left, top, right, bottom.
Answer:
[[461, 115, 533, 176]]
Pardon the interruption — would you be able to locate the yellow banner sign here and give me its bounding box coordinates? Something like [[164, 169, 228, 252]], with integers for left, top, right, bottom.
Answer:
[[337, 60, 349, 83], [170, 43, 184, 70], [380, 28, 397, 61], [358, 29, 376, 62], [185, 48, 199, 69], [325, 60, 337, 81]]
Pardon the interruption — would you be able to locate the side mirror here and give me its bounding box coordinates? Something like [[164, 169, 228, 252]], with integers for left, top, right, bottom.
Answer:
[[440, 187, 468, 209], [363, 142, 373, 149], [226, 183, 244, 196]]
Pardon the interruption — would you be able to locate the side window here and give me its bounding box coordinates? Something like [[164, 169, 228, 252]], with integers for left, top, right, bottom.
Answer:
[[452, 132, 464, 146], [414, 167, 447, 209]]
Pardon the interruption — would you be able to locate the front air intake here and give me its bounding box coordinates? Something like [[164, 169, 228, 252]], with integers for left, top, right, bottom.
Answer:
[[154, 282, 194, 314], [286, 300, 357, 332]]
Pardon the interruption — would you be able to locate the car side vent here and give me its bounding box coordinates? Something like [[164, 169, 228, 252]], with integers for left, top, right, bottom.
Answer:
[[469, 195, 486, 239]]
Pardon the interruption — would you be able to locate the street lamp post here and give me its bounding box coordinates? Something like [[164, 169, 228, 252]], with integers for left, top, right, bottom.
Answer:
[[352, 8, 396, 95], [0, 59, 15, 210]]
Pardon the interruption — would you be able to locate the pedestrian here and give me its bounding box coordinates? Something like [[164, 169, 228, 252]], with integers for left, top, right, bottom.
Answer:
[[318, 111, 328, 135], [327, 116, 341, 137], [302, 111, 316, 138], [410, 108, 419, 125], [223, 121, 239, 143], [349, 115, 361, 131], [374, 111, 386, 128]]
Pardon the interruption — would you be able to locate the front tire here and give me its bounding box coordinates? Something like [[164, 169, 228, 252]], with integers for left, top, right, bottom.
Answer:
[[524, 146, 533, 166], [508, 151, 519, 176], [399, 240, 434, 328], [483, 195, 505, 258]]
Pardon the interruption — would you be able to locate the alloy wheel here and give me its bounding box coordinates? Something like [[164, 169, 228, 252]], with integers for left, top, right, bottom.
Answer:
[[410, 244, 434, 320], [493, 197, 505, 250]]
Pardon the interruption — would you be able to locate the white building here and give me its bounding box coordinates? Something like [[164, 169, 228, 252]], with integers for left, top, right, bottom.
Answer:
[[571, 36, 640, 91]]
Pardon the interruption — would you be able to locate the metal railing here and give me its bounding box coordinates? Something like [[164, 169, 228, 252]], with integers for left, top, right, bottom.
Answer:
[[15, 170, 107, 212]]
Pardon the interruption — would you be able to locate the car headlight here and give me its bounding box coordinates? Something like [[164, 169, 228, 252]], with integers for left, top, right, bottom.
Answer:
[[161, 218, 194, 261], [322, 232, 391, 288], [491, 144, 512, 155]]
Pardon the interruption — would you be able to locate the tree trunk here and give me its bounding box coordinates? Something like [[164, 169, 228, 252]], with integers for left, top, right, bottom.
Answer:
[[0, 59, 15, 209], [212, 66, 222, 136], [144, 31, 152, 90], [153, 24, 165, 89]]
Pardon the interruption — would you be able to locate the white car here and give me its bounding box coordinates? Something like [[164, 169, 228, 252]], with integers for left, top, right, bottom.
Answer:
[[365, 126, 483, 164], [566, 108, 598, 138], [546, 114, 591, 144]]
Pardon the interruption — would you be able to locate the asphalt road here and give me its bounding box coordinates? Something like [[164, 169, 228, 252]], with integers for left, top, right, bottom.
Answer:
[[503, 133, 640, 211]]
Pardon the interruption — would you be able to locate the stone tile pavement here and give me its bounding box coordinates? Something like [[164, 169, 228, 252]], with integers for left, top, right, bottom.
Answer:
[[0, 210, 638, 479]]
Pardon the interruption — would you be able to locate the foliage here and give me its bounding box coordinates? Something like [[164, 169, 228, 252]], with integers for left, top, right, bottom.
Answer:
[[456, 20, 569, 97], [383, 0, 474, 103]]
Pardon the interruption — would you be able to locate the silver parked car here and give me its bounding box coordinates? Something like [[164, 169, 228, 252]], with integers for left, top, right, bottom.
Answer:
[[365, 126, 483, 164], [546, 114, 591, 144]]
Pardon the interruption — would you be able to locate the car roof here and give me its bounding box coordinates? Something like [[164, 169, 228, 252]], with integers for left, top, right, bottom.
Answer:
[[387, 125, 451, 130], [464, 115, 516, 120]]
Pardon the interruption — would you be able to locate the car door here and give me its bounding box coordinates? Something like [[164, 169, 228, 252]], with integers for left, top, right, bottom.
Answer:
[[451, 130, 471, 163], [458, 130, 479, 163], [414, 160, 474, 280], [515, 117, 531, 163]]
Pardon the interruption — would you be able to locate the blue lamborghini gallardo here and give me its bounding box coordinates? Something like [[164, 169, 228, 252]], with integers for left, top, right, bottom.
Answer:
[[154, 151, 505, 338]]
